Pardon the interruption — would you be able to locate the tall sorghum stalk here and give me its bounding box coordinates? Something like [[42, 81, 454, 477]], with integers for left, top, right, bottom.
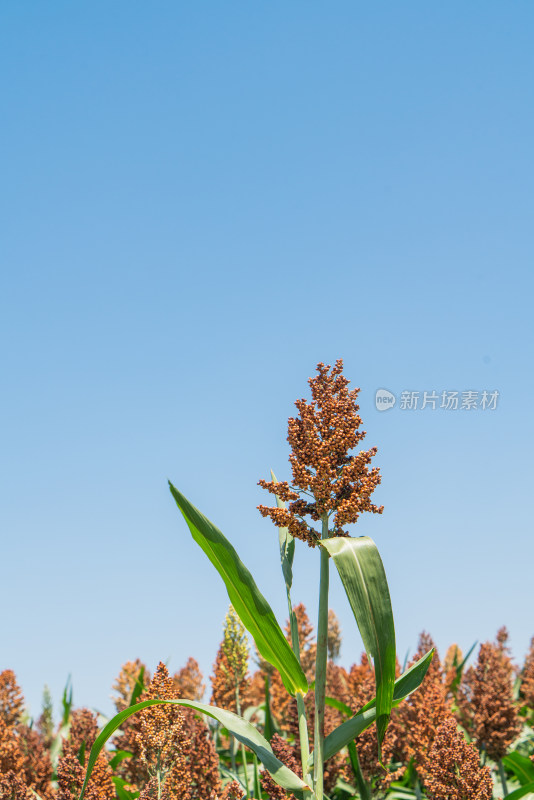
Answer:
[[286, 607, 313, 795], [80, 359, 424, 800], [259, 360, 384, 798], [222, 606, 251, 796], [313, 513, 330, 798]]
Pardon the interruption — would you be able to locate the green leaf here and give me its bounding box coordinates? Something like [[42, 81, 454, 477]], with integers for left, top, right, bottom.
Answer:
[[108, 750, 133, 771], [309, 649, 434, 766], [321, 536, 396, 751], [271, 470, 300, 660], [128, 666, 145, 707], [169, 482, 308, 696], [324, 695, 353, 717], [504, 752, 534, 786], [505, 784, 534, 800], [79, 699, 310, 800], [112, 777, 139, 800], [264, 675, 275, 742], [271, 470, 296, 601], [448, 640, 476, 694], [61, 675, 73, 727], [348, 741, 370, 800]]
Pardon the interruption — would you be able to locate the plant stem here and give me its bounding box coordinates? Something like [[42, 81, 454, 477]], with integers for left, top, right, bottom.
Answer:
[[252, 753, 262, 799], [288, 605, 312, 796], [313, 513, 330, 800], [230, 734, 236, 774], [297, 692, 313, 797], [156, 752, 163, 800], [498, 758, 509, 797], [235, 682, 250, 798], [348, 742, 370, 800]]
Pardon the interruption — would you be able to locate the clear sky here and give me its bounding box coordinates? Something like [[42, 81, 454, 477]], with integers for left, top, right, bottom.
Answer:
[[1, 2, 533, 722]]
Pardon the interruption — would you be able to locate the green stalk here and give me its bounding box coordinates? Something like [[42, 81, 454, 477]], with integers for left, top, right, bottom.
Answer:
[[313, 514, 330, 800], [235, 682, 250, 798], [287, 591, 312, 797], [348, 742, 370, 800], [240, 743, 250, 798], [297, 692, 313, 797], [156, 752, 163, 800], [229, 733, 236, 773], [252, 753, 262, 799], [498, 758, 509, 797]]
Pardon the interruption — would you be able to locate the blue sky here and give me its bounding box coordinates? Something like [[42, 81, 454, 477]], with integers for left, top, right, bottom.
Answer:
[[1, 2, 533, 721]]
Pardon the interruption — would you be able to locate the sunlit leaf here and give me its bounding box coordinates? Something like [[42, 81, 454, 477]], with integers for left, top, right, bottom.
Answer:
[[129, 666, 145, 707], [169, 482, 308, 696], [505, 783, 534, 800], [79, 699, 311, 800], [504, 751, 534, 786], [308, 650, 434, 766], [321, 536, 396, 753], [271, 470, 300, 659]]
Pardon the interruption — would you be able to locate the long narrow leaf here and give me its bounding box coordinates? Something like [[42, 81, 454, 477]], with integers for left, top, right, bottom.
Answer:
[[79, 699, 311, 800], [325, 696, 353, 717], [449, 640, 477, 694], [348, 741, 370, 800], [504, 752, 534, 786], [321, 536, 396, 752], [169, 482, 308, 696], [271, 471, 301, 660], [129, 666, 145, 707], [271, 471, 296, 608], [505, 784, 534, 800], [264, 675, 275, 741], [309, 649, 433, 766]]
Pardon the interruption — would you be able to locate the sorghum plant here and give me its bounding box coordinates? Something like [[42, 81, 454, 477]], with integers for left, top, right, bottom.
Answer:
[[79, 360, 434, 800], [519, 636, 534, 720], [424, 716, 494, 800], [457, 628, 521, 762]]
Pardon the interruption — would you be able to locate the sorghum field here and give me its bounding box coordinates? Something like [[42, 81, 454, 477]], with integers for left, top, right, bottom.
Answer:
[[3, 362, 532, 800], [1, 619, 534, 800]]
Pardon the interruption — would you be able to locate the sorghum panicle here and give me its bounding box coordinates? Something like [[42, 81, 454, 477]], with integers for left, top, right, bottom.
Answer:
[[520, 636, 534, 711], [134, 662, 185, 777], [260, 733, 301, 800], [0, 671, 54, 800], [210, 607, 252, 713], [57, 709, 114, 800], [395, 633, 450, 785], [222, 606, 249, 688], [327, 609, 342, 663], [57, 748, 114, 800], [112, 659, 149, 713], [0, 771, 32, 800], [457, 627, 521, 760], [346, 654, 401, 789], [0, 671, 24, 728], [172, 657, 206, 701], [258, 360, 383, 546], [424, 716, 493, 800]]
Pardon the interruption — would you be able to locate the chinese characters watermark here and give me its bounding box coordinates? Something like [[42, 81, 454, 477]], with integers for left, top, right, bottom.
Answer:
[[375, 388, 499, 412]]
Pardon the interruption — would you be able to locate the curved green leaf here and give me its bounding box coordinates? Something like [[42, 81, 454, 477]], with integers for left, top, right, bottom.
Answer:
[[169, 482, 308, 696], [505, 784, 534, 800], [309, 649, 434, 765], [504, 752, 534, 786], [271, 471, 296, 603], [271, 471, 300, 659], [321, 536, 395, 751], [79, 699, 311, 800], [128, 666, 145, 707]]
